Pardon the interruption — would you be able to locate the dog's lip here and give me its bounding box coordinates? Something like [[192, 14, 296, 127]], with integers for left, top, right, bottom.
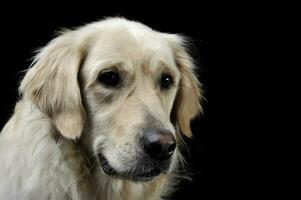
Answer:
[[135, 168, 161, 176], [97, 153, 117, 175], [97, 153, 162, 182]]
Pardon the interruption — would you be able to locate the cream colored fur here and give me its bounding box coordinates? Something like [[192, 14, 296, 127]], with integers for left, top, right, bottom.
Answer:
[[0, 18, 201, 200]]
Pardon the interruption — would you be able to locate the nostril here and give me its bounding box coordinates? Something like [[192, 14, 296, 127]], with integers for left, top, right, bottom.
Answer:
[[166, 141, 176, 156], [142, 130, 176, 160], [162, 134, 176, 159]]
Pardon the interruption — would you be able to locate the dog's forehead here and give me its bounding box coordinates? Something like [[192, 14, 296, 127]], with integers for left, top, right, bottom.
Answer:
[[81, 19, 181, 83], [90, 23, 176, 68]]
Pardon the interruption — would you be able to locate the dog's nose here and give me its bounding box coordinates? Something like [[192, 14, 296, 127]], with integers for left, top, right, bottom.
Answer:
[[141, 130, 176, 160]]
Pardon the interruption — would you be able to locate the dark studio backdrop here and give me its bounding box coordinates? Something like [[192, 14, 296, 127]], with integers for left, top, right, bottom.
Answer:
[[0, 3, 275, 199]]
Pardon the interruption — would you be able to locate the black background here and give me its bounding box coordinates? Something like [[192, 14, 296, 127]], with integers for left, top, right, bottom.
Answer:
[[0, 3, 282, 199]]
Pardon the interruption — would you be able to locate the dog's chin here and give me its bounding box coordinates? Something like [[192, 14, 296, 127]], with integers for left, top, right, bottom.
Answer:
[[97, 153, 163, 182]]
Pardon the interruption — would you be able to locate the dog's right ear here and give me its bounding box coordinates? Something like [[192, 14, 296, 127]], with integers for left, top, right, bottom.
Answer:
[[166, 34, 203, 138], [20, 31, 86, 139]]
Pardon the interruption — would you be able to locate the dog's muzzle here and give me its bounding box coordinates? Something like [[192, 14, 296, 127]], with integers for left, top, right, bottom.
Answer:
[[97, 129, 176, 182]]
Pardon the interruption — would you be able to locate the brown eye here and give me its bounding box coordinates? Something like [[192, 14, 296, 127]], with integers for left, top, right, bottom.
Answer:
[[160, 74, 173, 89], [98, 71, 120, 87]]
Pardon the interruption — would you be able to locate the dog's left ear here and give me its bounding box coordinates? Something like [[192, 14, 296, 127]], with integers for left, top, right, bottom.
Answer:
[[167, 35, 203, 138], [20, 31, 86, 139]]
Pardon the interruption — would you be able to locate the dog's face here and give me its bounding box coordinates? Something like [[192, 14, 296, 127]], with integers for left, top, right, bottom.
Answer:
[[20, 18, 202, 182], [81, 26, 181, 181]]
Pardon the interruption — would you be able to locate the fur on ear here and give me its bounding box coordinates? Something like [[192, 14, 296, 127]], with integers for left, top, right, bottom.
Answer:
[[19, 31, 86, 139], [168, 35, 203, 138]]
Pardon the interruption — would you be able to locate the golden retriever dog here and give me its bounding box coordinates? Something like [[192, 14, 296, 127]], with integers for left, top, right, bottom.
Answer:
[[0, 17, 202, 200]]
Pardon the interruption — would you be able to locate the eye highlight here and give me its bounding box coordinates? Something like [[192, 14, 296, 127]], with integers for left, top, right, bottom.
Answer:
[[98, 71, 121, 87], [160, 73, 174, 89]]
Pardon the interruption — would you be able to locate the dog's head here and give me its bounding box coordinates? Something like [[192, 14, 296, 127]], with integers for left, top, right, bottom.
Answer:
[[20, 18, 202, 182]]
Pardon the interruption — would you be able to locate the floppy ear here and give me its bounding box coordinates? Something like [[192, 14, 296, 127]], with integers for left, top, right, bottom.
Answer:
[[20, 31, 86, 139], [169, 35, 203, 138]]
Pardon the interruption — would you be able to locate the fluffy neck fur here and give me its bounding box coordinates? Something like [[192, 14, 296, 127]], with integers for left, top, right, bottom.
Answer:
[[0, 100, 174, 200]]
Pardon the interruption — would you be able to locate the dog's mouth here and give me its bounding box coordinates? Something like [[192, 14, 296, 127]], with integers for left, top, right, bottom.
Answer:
[[97, 153, 163, 182]]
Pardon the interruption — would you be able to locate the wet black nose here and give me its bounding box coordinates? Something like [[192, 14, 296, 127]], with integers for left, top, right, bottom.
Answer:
[[141, 130, 176, 160]]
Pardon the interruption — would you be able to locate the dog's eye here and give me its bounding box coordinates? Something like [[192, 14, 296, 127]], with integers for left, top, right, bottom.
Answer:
[[160, 74, 173, 89], [98, 71, 120, 87]]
